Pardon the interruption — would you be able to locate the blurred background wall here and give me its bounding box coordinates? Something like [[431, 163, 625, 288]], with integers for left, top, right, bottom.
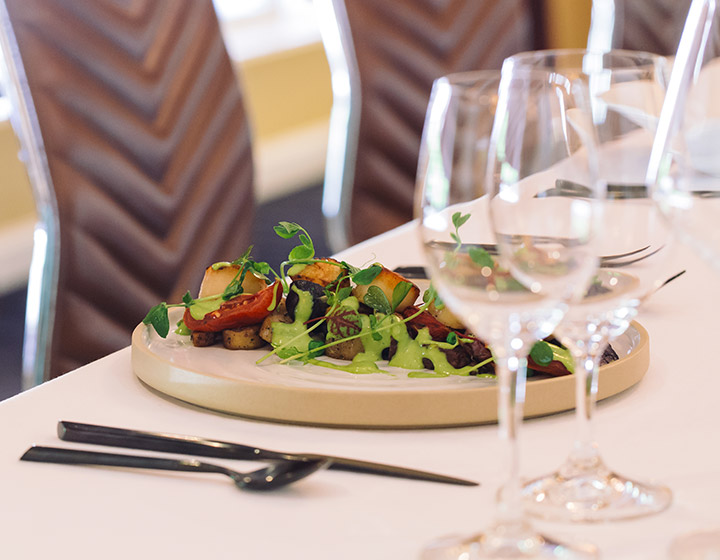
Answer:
[[0, 0, 591, 297]]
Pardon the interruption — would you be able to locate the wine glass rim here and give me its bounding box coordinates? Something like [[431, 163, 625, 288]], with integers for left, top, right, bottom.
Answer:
[[507, 47, 667, 70]]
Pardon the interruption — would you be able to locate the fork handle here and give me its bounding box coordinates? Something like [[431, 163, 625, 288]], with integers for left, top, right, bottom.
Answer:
[[21, 446, 225, 475]]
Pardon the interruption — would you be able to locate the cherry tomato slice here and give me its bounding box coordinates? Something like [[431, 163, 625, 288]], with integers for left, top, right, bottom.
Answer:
[[184, 281, 282, 332]]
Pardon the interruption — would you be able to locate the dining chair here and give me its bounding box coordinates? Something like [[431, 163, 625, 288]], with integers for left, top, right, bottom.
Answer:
[[315, 0, 546, 252], [588, 0, 692, 54], [0, 0, 255, 387]]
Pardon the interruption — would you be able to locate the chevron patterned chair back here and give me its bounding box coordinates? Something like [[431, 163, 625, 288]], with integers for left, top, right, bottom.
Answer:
[[317, 0, 546, 252], [0, 0, 254, 386], [588, 0, 691, 55]]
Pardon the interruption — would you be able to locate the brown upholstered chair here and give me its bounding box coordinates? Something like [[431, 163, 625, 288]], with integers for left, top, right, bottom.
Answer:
[[315, 0, 546, 251], [0, 0, 254, 386], [588, 0, 691, 55]]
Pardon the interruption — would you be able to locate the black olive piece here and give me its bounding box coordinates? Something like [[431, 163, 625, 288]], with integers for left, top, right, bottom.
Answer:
[[600, 344, 619, 365], [286, 280, 329, 331]]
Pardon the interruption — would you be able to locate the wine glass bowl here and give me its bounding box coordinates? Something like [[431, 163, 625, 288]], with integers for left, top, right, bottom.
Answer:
[[503, 48, 674, 522], [649, 0, 720, 555], [417, 67, 600, 558]]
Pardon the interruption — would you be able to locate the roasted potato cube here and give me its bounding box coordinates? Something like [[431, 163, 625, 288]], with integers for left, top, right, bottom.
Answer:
[[324, 337, 364, 361], [222, 324, 266, 350], [289, 258, 346, 287], [428, 300, 465, 329], [191, 331, 221, 347], [352, 265, 420, 312], [198, 263, 267, 298]]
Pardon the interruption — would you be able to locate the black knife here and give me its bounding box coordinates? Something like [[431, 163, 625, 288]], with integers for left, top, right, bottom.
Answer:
[[57, 421, 478, 486]]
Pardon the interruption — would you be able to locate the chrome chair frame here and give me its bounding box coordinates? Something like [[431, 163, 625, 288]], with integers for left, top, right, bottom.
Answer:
[[0, 2, 58, 388], [313, 0, 360, 253]]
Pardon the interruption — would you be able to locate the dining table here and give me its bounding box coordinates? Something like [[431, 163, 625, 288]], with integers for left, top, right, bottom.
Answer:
[[1, 219, 718, 560]]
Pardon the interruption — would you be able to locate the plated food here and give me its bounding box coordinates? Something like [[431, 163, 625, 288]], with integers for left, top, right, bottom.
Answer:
[[143, 222, 617, 379]]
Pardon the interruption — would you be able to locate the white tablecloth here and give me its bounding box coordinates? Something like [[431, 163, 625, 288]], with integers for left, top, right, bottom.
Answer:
[[1, 221, 718, 559]]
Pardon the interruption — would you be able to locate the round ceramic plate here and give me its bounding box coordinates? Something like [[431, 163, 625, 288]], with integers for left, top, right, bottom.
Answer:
[[131, 312, 649, 429]]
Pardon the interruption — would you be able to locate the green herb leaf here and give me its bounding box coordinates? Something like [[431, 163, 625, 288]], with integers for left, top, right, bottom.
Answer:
[[288, 245, 314, 261], [451, 212, 471, 253], [251, 261, 270, 277], [307, 340, 325, 359], [422, 285, 437, 304], [469, 247, 495, 268], [298, 232, 313, 250], [446, 331, 458, 345], [352, 264, 382, 285], [231, 246, 253, 265], [364, 285, 392, 315], [327, 285, 352, 306], [341, 261, 360, 275], [222, 262, 249, 300], [530, 340, 553, 366], [181, 291, 194, 306], [336, 286, 352, 302], [274, 222, 302, 239], [452, 212, 470, 229], [391, 281, 412, 311], [277, 346, 301, 359], [142, 303, 170, 338]]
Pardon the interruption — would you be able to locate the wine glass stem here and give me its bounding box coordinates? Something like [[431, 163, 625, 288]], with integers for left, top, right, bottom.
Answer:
[[570, 351, 601, 466], [494, 349, 528, 527]]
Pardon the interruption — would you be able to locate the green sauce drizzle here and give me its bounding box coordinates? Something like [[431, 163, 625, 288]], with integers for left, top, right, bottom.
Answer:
[[270, 287, 317, 355]]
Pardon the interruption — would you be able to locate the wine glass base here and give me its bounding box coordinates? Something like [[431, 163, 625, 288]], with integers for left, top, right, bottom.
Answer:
[[420, 522, 598, 559], [522, 460, 672, 522]]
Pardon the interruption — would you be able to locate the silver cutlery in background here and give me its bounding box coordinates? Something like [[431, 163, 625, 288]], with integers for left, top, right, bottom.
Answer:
[[395, 244, 656, 279], [57, 421, 478, 487], [21, 445, 328, 490]]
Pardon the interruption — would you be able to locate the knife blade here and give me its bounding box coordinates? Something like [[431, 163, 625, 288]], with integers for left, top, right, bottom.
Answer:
[[57, 421, 478, 486], [543, 179, 720, 199], [537, 179, 648, 199]]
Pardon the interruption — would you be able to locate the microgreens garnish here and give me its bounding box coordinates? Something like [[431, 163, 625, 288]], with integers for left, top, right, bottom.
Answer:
[[469, 246, 494, 268], [142, 246, 277, 339], [274, 221, 319, 282], [391, 281, 412, 311], [142, 303, 172, 338], [529, 340, 554, 366], [274, 222, 315, 260], [351, 264, 382, 285], [325, 307, 363, 341], [451, 212, 470, 252], [363, 286, 392, 315]]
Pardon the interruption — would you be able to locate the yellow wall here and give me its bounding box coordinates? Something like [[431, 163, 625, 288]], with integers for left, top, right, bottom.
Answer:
[[0, 120, 34, 225], [239, 41, 332, 141], [544, 0, 592, 48]]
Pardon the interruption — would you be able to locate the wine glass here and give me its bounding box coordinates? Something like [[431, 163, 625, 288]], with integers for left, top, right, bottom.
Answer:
[[416, 66, 600, 558], [503, 48, 675, 522], [649, 0, 720, 555]]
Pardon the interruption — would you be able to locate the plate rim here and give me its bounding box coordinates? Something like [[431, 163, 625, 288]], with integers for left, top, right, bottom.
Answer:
[[131, 321, 649, 428]]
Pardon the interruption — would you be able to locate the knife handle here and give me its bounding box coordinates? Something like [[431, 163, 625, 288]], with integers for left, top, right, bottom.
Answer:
[[21, 445, 222, 474], [57, 421, 285, 461]]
